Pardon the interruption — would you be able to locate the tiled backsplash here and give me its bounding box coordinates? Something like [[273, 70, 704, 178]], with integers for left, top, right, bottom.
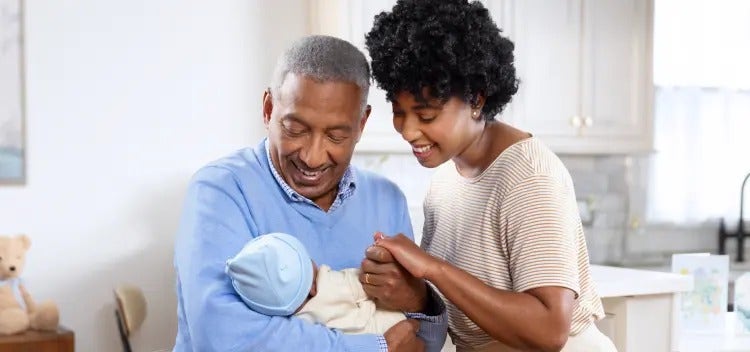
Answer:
[[560, 155, 631, 264], [353, 152, 723, 265]]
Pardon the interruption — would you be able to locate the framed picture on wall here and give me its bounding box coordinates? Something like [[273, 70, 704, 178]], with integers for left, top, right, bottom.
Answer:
[[0, 0, 25, 184]]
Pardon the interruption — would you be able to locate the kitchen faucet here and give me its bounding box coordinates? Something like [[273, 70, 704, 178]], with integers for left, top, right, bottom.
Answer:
[[719, 172, 750, 262]]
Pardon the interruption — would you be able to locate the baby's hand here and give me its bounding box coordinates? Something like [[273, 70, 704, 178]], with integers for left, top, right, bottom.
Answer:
[[374, 232, 386, 241]]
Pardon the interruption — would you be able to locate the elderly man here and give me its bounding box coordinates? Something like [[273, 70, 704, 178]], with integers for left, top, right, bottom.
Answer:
[[173, 35, 447, 352]]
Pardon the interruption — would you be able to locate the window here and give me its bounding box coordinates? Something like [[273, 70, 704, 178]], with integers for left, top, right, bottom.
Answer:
[[648, 0, 750, 224]]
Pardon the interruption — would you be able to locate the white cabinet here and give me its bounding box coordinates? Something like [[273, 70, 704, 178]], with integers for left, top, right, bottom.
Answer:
[[502, 0, 583, 137], [582, 0, 653, 153], [504, 0, 654, 154]]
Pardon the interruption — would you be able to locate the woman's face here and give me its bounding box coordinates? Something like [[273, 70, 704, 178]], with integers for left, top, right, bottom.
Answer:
[[392, 90, 484, 168]]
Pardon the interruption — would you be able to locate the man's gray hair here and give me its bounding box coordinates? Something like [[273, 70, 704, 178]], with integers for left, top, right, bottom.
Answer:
[[270, 35, 371, 112]]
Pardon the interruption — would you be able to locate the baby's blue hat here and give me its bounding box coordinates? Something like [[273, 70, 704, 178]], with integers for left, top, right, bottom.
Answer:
[[225, 232, 313, 316]]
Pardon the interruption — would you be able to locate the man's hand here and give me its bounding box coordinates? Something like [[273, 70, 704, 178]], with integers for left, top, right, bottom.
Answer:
[[360, 233, 428, 312], [384, 319, 424, 352]]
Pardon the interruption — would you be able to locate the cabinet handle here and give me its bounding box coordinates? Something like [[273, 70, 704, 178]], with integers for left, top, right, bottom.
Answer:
[[583, 116, 593, 127], [570, 115, 582, 127]]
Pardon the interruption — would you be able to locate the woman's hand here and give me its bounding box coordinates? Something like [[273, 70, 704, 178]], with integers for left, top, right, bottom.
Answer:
[[360, 232, 432, 312], [372, 233, 441, 280]]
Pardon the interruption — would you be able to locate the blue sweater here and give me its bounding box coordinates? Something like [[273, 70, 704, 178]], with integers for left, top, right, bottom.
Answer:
[[173, 140, 446, 352]]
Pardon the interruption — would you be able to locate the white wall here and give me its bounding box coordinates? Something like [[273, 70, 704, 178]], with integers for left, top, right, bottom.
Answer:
[[0, 1, 307, 351]]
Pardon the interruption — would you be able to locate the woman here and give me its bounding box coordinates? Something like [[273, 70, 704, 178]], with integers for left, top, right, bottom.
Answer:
[[364, 1, 616, 351]]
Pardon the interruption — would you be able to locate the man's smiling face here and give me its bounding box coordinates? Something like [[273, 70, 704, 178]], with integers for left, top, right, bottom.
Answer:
[[263, 73, 369, 210]]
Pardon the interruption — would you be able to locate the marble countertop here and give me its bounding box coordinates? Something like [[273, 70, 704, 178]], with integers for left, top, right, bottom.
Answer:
[[591, 265, 694, 298]]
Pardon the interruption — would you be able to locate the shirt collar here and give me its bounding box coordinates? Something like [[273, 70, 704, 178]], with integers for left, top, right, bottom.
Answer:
[[264, 139, 356, 210]]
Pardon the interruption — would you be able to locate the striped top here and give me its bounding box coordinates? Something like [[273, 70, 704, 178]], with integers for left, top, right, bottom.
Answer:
[[421, 137, 605, 350]]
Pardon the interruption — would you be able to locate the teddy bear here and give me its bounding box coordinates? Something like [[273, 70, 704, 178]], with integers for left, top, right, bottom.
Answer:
[[0, 234, 59, 335]]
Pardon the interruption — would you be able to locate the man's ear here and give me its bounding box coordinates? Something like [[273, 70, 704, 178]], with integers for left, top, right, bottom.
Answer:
[[262, 89, 273, 128], [355, 104, 372, 142]]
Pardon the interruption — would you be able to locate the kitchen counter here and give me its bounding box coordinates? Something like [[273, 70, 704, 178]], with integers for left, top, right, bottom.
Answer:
[[590, 265, 694, 352], [590, 264, 694, 298]]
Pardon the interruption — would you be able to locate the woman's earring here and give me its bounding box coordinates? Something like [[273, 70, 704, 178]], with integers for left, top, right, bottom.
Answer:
[[473, 111, 479, 118]]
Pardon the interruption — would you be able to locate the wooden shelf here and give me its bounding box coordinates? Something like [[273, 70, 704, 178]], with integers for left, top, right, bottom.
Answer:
[[0, 327, 74, 352]]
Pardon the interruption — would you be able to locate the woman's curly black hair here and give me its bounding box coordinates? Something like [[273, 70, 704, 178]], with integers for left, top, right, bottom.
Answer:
[[365, 0, 519, 120]]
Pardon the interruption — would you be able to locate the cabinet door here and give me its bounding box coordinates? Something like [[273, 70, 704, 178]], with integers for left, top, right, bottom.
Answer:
[[482, 0, 517, 123], [580, 0, 653, 153], [510, 0, 583, 138]]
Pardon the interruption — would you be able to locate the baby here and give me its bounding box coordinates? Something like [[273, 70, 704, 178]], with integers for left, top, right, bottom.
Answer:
[[225, 232, 406, 334]]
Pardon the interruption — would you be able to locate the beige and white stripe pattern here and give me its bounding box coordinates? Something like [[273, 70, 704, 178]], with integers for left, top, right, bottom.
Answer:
[[421, 137, 605, 350]]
